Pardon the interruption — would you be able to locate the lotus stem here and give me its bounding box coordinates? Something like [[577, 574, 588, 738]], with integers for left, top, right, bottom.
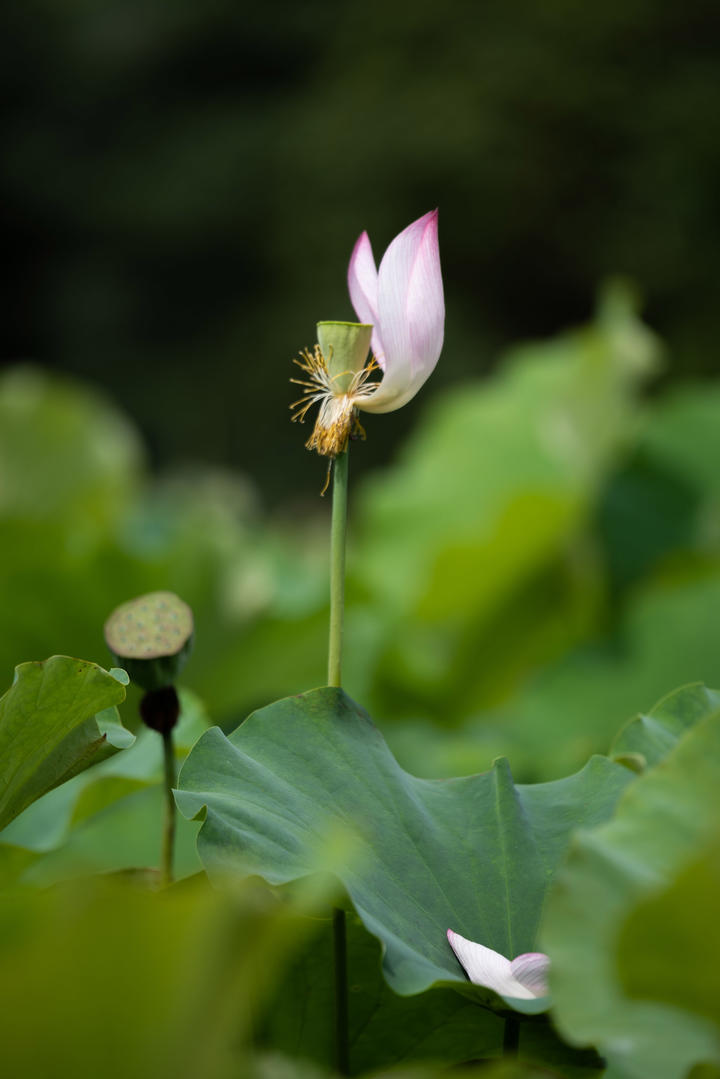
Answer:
[[503, 1014, 520, 1058], [328, 449, 349, 688], [161, 727, 176, 887], [328, 448, 350, 1073]]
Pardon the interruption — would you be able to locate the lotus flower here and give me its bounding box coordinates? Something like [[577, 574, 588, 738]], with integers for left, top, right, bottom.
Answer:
[[291, 210, 444, 458], [348, 208, 444, 413], [447, 929, 550, 1001]]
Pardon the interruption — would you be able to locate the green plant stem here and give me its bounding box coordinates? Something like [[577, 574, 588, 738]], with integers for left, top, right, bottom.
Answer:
[[503, 1014, 520, 1057], [329, 449, 350, 1074], [161, 728, 176, 887], [333, 905, 349, 1075], [327, 449, 349, 688]]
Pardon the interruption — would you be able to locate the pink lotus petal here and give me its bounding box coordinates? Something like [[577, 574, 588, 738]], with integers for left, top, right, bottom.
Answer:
[[405, 209, 444, 372], [510, 953, 550, 997], [362, 210, 444, 413], [347, 231, 384, 366], [447, 929, 548, 1001]]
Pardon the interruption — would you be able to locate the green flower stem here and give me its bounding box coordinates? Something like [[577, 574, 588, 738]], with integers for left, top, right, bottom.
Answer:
[[161, 728, 176, 887], [328, 449, 349, 688], [329, 448, 350, 1074]]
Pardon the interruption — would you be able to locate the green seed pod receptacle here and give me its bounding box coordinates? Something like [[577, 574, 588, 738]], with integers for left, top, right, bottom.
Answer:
[[104, 591, 194, 692]]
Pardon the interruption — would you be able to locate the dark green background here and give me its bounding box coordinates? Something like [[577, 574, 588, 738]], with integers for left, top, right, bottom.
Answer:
[[3, 0, 720, 500]]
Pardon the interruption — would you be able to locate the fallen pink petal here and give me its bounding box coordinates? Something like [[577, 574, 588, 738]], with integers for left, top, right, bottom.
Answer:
[[447, 929, 550, 1000]]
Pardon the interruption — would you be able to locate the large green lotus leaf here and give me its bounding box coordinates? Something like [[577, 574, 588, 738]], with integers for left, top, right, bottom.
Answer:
[[0, 656, 131, 829], [0, 688, 209, 886], [177, 687, 633, 1011], [542, 698, 720, 1078]]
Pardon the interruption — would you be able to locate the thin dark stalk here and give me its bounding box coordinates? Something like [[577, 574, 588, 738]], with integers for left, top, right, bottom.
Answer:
[[328, 448, 350, 1074], [503, 1014, 520, 1058], [161, 728, 176, 887], [327, 449, 349, 688], [333, 906, 349, 1074]]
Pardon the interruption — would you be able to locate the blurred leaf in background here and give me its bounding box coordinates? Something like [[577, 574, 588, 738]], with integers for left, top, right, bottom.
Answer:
[[352, 282, 658, 723], [0, 687, 207, 886], [5, 285, 720, 786], [0, 655, 130, 829], [0, 873, 329, 1079], [542, 686, 720, 1079], [4, 0, 720, 496], [4, 4, 720, 1076], [0, 364, 329, 720]]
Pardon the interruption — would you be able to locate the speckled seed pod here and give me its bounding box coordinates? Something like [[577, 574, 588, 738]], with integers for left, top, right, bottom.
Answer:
[[104, 591, 194, 691]]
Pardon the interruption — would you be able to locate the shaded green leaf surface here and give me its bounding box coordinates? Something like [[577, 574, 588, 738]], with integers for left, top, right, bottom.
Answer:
[[177, 687, 632, 1007], [264, 908, 604, 1077], [263, 909, 504, 1071], [0, 874, 327, 1079], [0, 656, 130, 829]]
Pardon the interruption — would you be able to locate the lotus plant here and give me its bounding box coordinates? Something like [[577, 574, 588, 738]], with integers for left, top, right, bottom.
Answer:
[[291, 209, 444, 458], [289, 210, 444, 1074], [447, 929, 550, 1001]]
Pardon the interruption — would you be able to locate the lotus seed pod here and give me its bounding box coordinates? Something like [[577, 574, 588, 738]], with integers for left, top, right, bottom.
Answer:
[[316, 321, 373, 392], [104, 591, 194, 691]]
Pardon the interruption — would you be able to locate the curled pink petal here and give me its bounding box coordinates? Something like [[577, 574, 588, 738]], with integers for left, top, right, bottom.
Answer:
[[405, 209, 444, 373], [360, 209, 444, 414], [510, 953, 550, 997], [447, 929, 548, 1001], [347, 231, 384, 366]]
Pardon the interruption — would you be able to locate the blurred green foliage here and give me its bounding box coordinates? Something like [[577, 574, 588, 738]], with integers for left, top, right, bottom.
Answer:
[[543, 686, 720, 1078], [3, 294, 720, 1074], [175, 681, 719, 1077], [4, 7, 720, 1072], [3, 0, 720, 498], [0, 688, 209, 887], [0, 873, 333, 1079], [0, 655, 130, 829], [4, 288, 720, 789]]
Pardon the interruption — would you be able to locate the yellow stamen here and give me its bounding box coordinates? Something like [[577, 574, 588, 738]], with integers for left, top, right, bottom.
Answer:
[[290, 345, 379, 459]]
